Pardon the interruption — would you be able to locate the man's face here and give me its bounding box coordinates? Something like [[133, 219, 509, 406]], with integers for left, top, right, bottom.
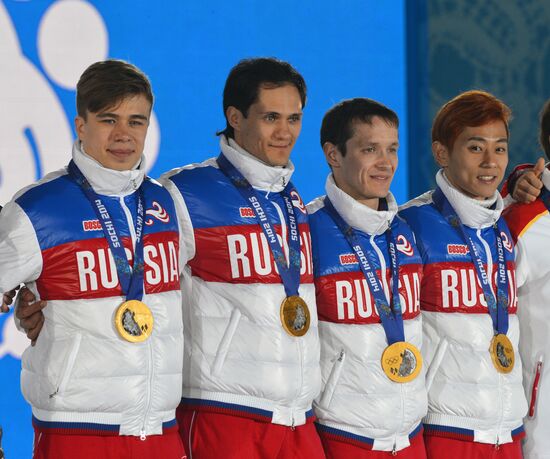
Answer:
[[434, 120, 508, 200], [327, 117, 398, 209], [75, 94, 151, 171], [229, 84, 303, 166]]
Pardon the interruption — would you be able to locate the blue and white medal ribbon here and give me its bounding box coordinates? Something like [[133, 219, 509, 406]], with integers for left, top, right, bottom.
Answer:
[[68, 160, 153, 342], [323, 197, 422, 382], [432, 187, 514, 373], [217, 154, 309, 337]]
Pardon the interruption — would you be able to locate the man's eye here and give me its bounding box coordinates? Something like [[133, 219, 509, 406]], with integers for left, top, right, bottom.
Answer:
[[130, 120, 145, 127], [265, 114, 276, 122], [363, 147, 376, 153], [469, 145, 482, 152], [289, 115, 301, 123], [102, 119, 115, 124]]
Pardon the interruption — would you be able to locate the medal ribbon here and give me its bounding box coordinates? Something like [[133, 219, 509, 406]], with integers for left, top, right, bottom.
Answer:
[[323, 197, 405, 344], [432, 187, 510, 335], [68, 160, 146, 301], [216, 154, 302, 297]]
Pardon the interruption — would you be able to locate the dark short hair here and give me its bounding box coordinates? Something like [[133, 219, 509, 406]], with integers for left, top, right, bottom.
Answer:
[[540, 99, 550, 159], [432, 90, 511, 150], [218, 57, 307, 138], [76, 59, 153, 118], [320, 98, 399, 156]]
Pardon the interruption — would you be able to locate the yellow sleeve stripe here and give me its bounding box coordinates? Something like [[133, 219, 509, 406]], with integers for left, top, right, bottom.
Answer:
[[518, 209, 549, 239]]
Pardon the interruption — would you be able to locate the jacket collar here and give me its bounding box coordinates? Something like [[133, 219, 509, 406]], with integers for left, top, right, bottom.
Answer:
[[220, 136, 294, 193], [436, 169, 503, 229], [72, 141, 146, 197], [325, 174, 397, 236]]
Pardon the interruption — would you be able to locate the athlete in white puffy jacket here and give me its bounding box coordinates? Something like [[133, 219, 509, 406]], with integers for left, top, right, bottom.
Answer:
[[0, 60, 186, 459], [161, 58, 325, 459], [503, 98, 550, 459], [308, 98, 427, 459], [400, 90, 527, 459]]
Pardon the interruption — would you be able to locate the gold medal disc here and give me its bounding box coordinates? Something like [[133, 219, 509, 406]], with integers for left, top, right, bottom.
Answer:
[[381, 342, 422, 383], [115, 300, 154, 343], [280, 296, 310, 337], [490, 334, 515, 373]]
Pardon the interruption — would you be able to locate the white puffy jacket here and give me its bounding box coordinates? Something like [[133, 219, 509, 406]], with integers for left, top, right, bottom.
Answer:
[[504, 166, 550, 458], [161, 137, 321, 427], [0, 143, 183, 436], [400, 171, 527, 445], [308, 176, 426, 452]]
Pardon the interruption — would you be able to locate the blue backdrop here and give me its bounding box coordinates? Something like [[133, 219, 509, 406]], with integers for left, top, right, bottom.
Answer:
[[0, 1, 408, 457]]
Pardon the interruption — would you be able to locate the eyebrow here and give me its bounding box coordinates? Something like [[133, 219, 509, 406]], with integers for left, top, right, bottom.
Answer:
[[96, 113, 149, 121], [467, 136, 508, 143], [259, 111, 303, 116], [361, 142, 400, 146]]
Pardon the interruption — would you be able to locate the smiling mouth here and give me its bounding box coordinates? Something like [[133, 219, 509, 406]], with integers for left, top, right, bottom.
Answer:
[[477, 175, 498, 183], [108, 149, 135, 156], [371, 175, 390, 181]]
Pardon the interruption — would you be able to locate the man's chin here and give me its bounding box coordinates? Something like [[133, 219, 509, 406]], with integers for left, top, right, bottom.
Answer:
[[266, 151, 292, 167]]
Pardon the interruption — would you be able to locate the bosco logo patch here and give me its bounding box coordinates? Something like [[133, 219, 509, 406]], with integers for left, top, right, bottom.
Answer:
[[339, 253, 358, 265], [447, 244, 469, 255], [82, 219, 102, 231], [239, 207, 255, 218], [396, 235, 414, 256]]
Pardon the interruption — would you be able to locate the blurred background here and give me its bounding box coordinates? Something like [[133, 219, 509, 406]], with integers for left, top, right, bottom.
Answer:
[[1, 0, 549, 457]]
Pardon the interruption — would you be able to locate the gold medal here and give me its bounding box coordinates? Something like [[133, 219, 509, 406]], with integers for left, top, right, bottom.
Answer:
[[280, 296, 310, 337], [490, 334, 515, 373], [115, 300, 154, 343], [381, 342, 422, 383]]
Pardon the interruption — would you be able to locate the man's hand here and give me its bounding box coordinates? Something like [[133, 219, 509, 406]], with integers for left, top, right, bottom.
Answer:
[[15, 287, 46, 346], [1, 288, 18, 313], [512, 157, 546, 203]]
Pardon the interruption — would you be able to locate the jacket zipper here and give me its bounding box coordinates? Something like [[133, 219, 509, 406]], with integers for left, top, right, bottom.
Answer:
[[319, 350, 346, 408], [49, 333, 82, 398], [141, 341, 154, 440], [120, 196, 153, 440], [477, 229, 504, 447], [272, 198, 303, 427]]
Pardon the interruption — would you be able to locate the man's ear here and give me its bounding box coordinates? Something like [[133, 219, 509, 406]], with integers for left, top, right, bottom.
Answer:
[[74, 116, 85, 140], [432, 141, 450, 168], [323, 142, 342, 169], [226, 106, 244, 133]]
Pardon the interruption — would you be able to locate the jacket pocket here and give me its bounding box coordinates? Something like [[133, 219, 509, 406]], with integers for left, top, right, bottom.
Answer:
[[50, 333, 82, 398], [425, 338, 448, 392], [319, 349, 346, 409], [211, 309, 241, 377], [528, 354, 544, 418]]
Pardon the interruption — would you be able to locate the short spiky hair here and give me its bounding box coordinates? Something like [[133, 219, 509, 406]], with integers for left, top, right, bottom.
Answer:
[[432, 90, 511, 149], [218, 57, 307, 138], [320, 98, 399, 156], [76, 59, 153, 118]]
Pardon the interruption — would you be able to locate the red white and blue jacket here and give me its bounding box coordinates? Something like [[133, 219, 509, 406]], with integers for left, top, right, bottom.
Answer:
[[0, 142, 183, 437], [399, 170, 527, 445], [161, 137, 320, 427], [308, 175, 426, 452], [504, 165, 550, 459]]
